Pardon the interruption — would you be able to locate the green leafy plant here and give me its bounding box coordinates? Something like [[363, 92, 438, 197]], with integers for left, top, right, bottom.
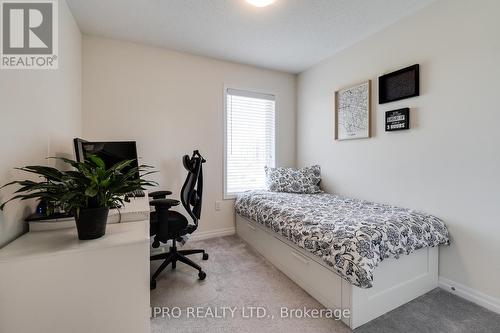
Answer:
[[0, 156, 157, 217]]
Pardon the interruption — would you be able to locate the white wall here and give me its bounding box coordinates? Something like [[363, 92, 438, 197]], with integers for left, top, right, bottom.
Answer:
[[297, 0, 500, 299], [82, 36, 296, 236], [0, 0, 82, 248]]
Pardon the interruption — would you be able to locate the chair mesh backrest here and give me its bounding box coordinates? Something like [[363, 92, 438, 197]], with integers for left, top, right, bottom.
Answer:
[[180, 153, 204, 224]]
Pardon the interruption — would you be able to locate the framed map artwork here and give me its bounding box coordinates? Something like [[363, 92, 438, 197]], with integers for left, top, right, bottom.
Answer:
[[334, 81, 371, 140]]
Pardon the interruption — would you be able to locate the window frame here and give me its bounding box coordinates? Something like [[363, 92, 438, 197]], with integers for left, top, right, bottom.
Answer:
[[223, 85, 277, 200]]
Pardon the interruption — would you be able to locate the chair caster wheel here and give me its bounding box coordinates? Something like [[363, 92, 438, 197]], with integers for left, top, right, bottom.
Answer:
[[150, 280, 157, 290], [198, 271, 207, 280], [202, 253, 209, 260]]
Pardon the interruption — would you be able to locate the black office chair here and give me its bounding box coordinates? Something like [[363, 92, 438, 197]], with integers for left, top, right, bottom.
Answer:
[[149, 150, 208, 290]]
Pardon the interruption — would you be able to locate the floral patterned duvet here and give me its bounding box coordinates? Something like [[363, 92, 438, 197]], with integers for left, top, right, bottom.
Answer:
[[235, 190, 449, 288]]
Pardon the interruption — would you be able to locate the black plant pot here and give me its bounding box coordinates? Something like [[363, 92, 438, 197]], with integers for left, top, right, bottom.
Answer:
[[75, 207, 110, 240]]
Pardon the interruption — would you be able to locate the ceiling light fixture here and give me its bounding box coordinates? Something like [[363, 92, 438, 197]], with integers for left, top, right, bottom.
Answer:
[[246, 0, 275, 8]]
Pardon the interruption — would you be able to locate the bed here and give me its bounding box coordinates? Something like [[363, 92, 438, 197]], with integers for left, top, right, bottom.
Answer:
[[235, 190, 449, 328]]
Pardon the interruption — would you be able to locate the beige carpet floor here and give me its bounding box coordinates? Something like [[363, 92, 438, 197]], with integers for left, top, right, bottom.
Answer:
[[150, 235, 500, 333]]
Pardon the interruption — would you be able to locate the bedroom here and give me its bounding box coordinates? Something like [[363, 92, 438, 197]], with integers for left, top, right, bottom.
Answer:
[[0, 0, 499, 332]]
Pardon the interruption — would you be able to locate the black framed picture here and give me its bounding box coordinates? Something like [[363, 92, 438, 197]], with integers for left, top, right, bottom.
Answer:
[[385, 108, 410, 131], [379, 64, 419, 104]]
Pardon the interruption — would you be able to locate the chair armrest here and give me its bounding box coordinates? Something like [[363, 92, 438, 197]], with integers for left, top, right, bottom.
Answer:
[[149, 190, 173, 199], [149, 198, 180, 209]]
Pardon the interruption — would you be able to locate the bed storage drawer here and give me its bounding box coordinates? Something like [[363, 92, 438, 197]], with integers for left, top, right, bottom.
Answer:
[[268, 237, 343, 310], [235, 216, 278, 261], [235, 215, 343, 312], [235, 216, 268, 254], [235, 214, 439, 329]]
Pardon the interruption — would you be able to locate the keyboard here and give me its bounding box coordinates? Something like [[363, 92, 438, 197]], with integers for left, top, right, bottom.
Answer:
[[127, 189, 145, 197], [28, 197, 151, 231]]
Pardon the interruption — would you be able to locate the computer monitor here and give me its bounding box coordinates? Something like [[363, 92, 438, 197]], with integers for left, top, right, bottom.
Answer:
[[73, 138, 140, 179]]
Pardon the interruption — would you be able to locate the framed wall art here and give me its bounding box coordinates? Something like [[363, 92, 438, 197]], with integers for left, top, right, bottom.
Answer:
[[379, 64, 419, 104], [334, 80, 371, 140], [385, 108, 410, 131]]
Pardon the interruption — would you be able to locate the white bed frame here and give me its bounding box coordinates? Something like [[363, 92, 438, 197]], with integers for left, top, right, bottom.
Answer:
[[236, 214, 438, 329]]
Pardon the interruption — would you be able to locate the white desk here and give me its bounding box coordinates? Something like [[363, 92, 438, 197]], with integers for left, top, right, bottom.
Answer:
[[0, 221, 151, 333]]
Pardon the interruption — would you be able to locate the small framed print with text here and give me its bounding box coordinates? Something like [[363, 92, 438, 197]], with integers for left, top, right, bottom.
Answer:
[[385, 108, 410, 131]]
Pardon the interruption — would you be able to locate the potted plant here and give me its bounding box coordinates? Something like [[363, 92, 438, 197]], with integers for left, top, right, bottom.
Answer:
[[0, 156, 156, 240]]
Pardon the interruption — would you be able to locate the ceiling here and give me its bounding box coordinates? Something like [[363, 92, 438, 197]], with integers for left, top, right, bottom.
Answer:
[[66, 0, 435, 73]]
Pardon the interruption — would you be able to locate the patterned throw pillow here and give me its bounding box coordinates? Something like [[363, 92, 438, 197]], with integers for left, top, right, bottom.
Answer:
[[265, 165, 322, 194]]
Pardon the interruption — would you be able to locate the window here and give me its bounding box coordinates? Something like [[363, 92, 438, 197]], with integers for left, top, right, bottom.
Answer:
[[224, 88, 276, 198]]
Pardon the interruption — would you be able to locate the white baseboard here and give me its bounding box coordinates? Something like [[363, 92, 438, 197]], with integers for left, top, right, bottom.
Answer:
[[190, 227, 235, 241], [439, 277, 500, 314]]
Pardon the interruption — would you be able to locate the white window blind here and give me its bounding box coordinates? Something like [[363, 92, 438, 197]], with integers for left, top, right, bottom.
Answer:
[[225, 88, 276, 197]]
